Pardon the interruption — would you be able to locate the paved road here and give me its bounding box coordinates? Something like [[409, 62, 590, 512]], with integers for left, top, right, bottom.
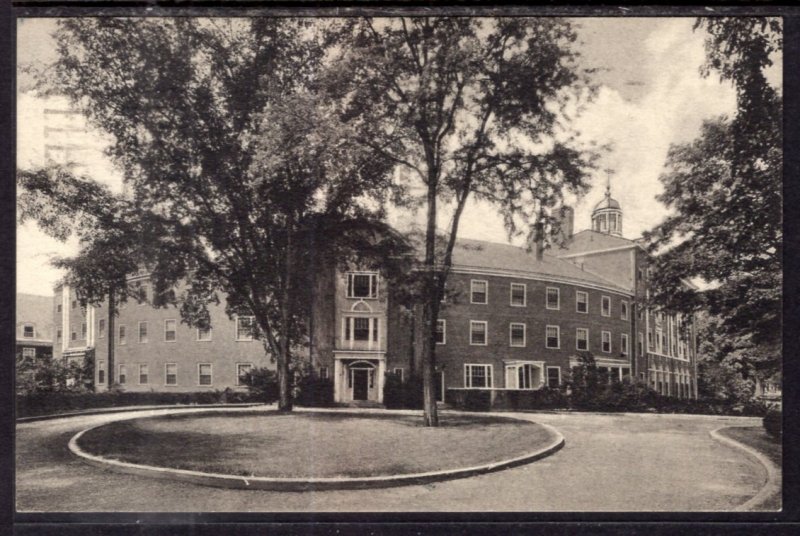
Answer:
[[16, 407, 770, 512]]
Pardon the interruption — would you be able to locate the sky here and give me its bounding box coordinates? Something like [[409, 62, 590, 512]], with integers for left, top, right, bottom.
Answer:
[[16, 17, 778, 297]]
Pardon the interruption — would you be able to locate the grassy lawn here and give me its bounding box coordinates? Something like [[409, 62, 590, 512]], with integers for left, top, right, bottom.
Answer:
[[718, 426, 781, 511], [77, 411, 555, 479]]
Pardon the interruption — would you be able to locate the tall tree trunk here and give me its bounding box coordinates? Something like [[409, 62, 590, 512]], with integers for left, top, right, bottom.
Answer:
[[422, 180, 440, 427], [107, 286, 115, 390], [278, 224, 294, 412]]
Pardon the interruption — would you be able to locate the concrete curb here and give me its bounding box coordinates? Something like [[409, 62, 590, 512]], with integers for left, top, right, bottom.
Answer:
[[68, 407, 565, 492], [709, 425, 781, 511], [17, 403, 266, 423]]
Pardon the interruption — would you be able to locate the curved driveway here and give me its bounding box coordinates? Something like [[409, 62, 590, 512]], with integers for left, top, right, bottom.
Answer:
[[16, 407, 771, 512]]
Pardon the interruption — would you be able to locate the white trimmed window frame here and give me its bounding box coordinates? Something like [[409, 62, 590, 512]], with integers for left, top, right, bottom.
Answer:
[[197, 326, 213, 342], [601, 295, 611, 317], [509, 322, 526, 347], [164, 318, 177, 342], [470, 320, 488, 346], [621, 300, 629, 320], [546, 287, 560, 310], [464, 363, 493, 388], [22, 324, 35, 338], [236, 362, 253, 386], [393, 367, 404, 381], [576, 291, 588, 314], [165, 362, 178, 386], [138, 363, 148, 385], [576, 328, 589, 351], [118, 325, 126, 346], [22, 347, 36, 359], [346, 271, 379, 299], [621, 333, 629, 356], [510, 283, 526, 307], [98, 319, 105, 339], [545, 325, 560, 349], [138, 321, 148, 344], [436, 319, 446, 345], [236, 315, 256, 341], [601, 330, 612, 353], [546, 366, 562, 388], [198, 363, 213, 386], [470, 279, 489, 304], [118, 364, 127, 385]]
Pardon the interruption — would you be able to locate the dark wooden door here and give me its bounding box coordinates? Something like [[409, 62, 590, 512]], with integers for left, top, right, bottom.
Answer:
[[353, 369, 369, 400]]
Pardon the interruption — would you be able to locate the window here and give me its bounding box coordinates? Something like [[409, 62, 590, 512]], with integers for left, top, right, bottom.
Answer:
[[471, 280, 488, 304], [165, 363, 177, 385], [98, 360, 106, 384], [56, 329, 62, 343], [393, 368, 404, 382], [198, 363, 212, 386], [118, 325, 126, 345], [545, 325, 560, 349], [57, 303, 62, 313], [576, 328, 589, 351], [470, 321, 488, 346], [236, 316, 255, 341], [138, 363, 148, 384], [71, 300, 76, 309], [621, 300, 629, 320], [546, 287, 560, 310], [647, 328, 654, 350], [509, 323, 526, 347], [22, 324, 34, 338], [602, 331, 612, 353], [118, 364, 127, 385], [510, 283, 526, 306], [638, 268, 643, 282], [319, 366, 329, 380], [465, 364, 492, 388], [71, 326, 77, 341], [236, 363, 253, 386], [343, 317, 379, 344], [621, 333, 629, 355], [435, 319, 446, 345], [576, 291, 588, 313], [547, 367, 561, 388], [507, 363, 539, 389], [601, 296, 611, 317], [22, 347, 36, 359], [346, 272, 378, 299], [164, 319, 177, 342], [138, 321, 148, 343], [353, 317, 370, 341], [197, 326, 212, 341], [98, 319, 105, 339], [81, 322, 87, 339], [638, 332, 644, 356]]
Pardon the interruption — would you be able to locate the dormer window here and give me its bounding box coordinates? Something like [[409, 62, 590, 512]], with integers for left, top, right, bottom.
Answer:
[[347, 272, 378, 299]]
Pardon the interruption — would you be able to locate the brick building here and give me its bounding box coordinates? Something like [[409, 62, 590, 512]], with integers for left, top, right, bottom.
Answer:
[[51, 188, 698, 401]]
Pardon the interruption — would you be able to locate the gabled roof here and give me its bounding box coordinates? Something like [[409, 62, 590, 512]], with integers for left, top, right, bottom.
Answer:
[[450, 238, 630, 294], [552, 229, 644, 258]]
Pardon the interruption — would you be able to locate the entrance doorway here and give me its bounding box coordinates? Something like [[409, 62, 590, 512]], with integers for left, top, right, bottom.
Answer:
[[352, 368, 370, 400]]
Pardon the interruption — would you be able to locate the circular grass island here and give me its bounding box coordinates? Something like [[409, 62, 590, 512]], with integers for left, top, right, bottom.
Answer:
[[72, 409, 563, 490]]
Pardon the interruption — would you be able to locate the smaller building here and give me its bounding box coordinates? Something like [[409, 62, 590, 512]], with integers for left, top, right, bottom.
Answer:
[[16, 293, 54, 363]]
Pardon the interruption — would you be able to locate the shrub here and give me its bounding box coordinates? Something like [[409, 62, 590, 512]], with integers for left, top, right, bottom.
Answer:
[[240, 367, 280, 404], [382, 373, 424, 409], [295, 375, 335, 407], [763, 408, 781, 438], [493, 388, 569, 411], [445, 389, 491, 411]]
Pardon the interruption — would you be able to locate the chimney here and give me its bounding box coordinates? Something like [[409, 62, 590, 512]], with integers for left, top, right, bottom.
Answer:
[[558, 206, 574, 241]]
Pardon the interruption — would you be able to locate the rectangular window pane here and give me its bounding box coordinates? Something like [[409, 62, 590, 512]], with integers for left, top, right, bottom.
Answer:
[[621, 301, 629, 320], [353, 317, 370, 341], [119, 365, 126, 385], [546, 326, 559, 348], [198, 326, 212, 341], [471, 281, 487, 304], [435, 319, 446, 344], [602, 332, 611, 353], [470, 322, 487, 345], [236, 364, 252, 386], [199, 364, 212, 385], [165, 363, 177, 385], [510, 323, 525, 347], [576, 328, 588, 351], [56, 329, 62, 342], [139, 364, 148, 384], [546, 288, 559, 309], [348, 273, 377, 298], [602, 296, 611, 316], [165, 319, 177, 341], [467, 365, 491, 388], [119, 325, 126, 345], [98, 319, 105, 339], [547, 367, 560, 388], [510, 283, 526, 306], [576, 291, 588, 313], [139, 322, 148, 343], [23, 325, 34, 338], [237, 316, 254, 341]]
